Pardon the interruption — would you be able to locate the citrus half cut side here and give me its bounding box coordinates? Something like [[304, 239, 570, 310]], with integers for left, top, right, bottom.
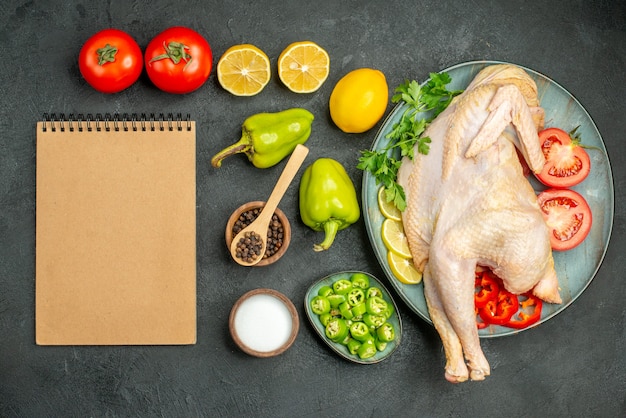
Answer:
[[277, 41, 330, 93], [217, 44, 271, 96]]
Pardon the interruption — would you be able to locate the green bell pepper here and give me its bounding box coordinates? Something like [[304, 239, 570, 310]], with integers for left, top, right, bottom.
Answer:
[[299, 158, 360, 251], [211, 108, 314, 168]]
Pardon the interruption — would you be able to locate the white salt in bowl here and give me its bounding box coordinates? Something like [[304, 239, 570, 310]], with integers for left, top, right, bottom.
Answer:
[[229, 288, 299, 357]]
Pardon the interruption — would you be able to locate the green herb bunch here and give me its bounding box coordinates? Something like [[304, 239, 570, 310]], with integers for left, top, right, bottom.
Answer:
[[357, 72, 463, 211]]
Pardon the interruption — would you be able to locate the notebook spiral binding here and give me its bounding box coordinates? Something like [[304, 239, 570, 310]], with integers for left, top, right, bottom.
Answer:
[[41, 113, 192, 133]]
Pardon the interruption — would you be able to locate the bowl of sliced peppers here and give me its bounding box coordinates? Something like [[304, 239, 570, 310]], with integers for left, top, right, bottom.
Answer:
[[304, 271, 402, 364]]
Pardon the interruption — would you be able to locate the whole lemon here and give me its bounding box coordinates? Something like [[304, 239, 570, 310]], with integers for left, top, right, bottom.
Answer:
[[329, 68, 388, 133]]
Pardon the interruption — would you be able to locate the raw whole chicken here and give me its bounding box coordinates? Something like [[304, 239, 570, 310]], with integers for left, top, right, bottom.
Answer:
[[397, 64, 562, 383]]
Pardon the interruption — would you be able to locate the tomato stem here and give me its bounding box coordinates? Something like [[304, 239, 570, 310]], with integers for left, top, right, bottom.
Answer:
[[96, 44, 118, 66], [150, 41, 193, 70]]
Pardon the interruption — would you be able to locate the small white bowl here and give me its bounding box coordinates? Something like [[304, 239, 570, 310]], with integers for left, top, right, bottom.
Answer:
[[229, 288, 299, 357]]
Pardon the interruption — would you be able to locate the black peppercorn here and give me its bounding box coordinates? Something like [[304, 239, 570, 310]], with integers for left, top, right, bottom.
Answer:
[[232, 208, 285, 260]]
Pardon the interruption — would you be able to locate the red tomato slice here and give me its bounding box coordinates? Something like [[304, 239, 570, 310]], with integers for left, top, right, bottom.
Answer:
[[537, 188, 592, 251], [78, 29, 143, 94], [145, 26, 213, 94], [536, 127, 591, 188]]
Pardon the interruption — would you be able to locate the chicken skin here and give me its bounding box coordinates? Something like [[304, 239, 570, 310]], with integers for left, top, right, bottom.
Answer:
[[397, 64, 562, 383]]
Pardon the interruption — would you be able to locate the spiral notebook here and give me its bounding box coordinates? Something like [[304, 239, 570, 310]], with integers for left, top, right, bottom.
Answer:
[[36, 113, 196, 345]]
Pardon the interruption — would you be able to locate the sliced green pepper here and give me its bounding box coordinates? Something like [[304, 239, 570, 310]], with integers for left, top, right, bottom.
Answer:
[[366, 287, 383, 299], [374, 337, 387, 352], [357, 339, 377, 359], [318, 285, 334, 297], [350, 273, 370, 289], [383, 302, 395, 320], [319, 313, 332, 327], [339, 301, 354, 320], [347, 288, 365, 307], [351, 303, 366, 319], [366, 296, 389, 316], [211, 108, 314, 169], [325, 317, 349, 343], [350, 321, 372, 342], [310, 296, 331, 315], [376, 322, 395, 342], [363, 313, 386, 330], [327, 293, 346, 308], [299, 158, 360, 251], [346, 338, 361, 355], [332, 279, 353, 295]]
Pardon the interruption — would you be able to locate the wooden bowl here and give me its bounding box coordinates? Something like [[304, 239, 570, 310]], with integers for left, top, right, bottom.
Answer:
[[229, 288, 300, 357], [225, 201, 291, 267]]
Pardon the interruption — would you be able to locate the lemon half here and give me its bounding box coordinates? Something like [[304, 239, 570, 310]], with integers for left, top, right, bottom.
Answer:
[[277, 41, 330, 93], [217, 44, 271, 96]]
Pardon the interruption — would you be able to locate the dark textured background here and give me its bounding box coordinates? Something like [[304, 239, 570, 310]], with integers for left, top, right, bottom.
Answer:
[[1, 0, 625, 416]]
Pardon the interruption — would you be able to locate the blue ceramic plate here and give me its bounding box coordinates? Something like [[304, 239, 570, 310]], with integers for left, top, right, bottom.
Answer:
[[362, 61, 614, 338], [304, 271, 402, 364]]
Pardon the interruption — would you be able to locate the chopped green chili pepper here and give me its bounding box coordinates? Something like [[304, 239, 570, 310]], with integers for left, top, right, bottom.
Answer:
[[351, 303, 367, 318], [318, 285, 334, 297], [350, 273, 370, 289], [376, 322, 395, 342], [312, 276, 397, 360], [347, 288, 366, 306], [374, 338, 387, 352], [327, 293, 346, 308], [366, 287, 383, 299], [366, 296, 388, 315], [346, 338, 361, 355], [310, 296, 331, 315], [339, 301, 354, 320], [332, 279, 353, 295], [319, 313, 332, 327], [350, 321, 372, 342], [357, 339, 377, 359], [363, 313, 386, 330], [383, 303, 395, 320], [325, 317, 349, 343]]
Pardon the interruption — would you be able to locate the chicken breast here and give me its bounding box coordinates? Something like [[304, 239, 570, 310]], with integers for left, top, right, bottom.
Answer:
[[397, 64, 561, 383]]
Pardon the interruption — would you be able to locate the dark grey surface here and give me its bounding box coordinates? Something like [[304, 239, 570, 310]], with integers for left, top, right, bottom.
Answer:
[[1, 0, 625, 416]]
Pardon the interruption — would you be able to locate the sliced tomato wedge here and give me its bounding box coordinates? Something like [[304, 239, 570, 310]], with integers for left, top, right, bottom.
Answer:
[[536, 127, 591, 188], [537, 188, 592, 251]]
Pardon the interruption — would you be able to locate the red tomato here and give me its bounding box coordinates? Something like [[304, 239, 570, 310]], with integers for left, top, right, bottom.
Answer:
[[78, 29, 143, 93], [144, 27, 213, 94], [536, 127, 591, 188], [537, 188, 592, 251]]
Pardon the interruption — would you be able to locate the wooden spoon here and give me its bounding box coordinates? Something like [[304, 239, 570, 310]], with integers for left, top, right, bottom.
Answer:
[[229, 144, 309, 266]]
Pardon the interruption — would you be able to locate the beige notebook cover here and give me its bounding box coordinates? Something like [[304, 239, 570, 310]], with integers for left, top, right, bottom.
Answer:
[[36, 114, 196, 345]]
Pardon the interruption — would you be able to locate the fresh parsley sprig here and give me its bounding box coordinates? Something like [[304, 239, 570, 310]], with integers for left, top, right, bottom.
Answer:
[[357, 72, 463, 211]]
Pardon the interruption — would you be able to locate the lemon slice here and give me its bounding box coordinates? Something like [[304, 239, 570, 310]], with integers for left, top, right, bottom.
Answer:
[[217, 44, 271, 96], [381, 218, 412, 258], [377, 187, 402, 221], [388, 251, 422, 285], [277, 41, 330, 93]]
